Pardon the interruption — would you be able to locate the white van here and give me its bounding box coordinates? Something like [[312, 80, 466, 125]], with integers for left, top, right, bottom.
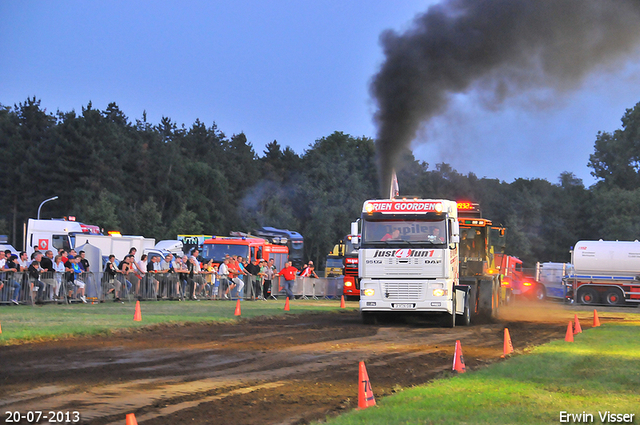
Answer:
[[26, 218, 101, 257]]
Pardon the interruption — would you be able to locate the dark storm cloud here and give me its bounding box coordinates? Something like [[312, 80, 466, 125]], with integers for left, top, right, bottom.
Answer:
[[371, 0, 640, 196]]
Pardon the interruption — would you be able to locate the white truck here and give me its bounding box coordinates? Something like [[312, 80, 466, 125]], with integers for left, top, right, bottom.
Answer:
[[25, 218, 101, 257], [26, 218, 155, 261], [566, 240, 640, 306], [353, 199, 470, 326]]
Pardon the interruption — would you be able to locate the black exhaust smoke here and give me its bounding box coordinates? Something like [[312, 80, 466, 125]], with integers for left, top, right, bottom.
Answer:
[[370, 0, 640, 196]]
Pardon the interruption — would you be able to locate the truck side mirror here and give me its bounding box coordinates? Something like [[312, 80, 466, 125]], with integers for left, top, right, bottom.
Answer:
[[350, 221, 360, 249], [450, 219, 460, 244], [350, 221, 358, 237]]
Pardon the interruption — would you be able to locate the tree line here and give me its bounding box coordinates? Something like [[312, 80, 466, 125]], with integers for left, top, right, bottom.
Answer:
[[2, 97, 640, 268]]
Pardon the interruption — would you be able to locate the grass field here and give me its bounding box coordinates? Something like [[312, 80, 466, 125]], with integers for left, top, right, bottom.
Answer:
[[320, 312, 640, 425], [0, 299, 356, 345]]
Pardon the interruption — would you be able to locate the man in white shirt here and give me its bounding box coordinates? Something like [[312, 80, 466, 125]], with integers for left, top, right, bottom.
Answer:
[[17, 251, 29, 270], [218, 258, 230, 299]]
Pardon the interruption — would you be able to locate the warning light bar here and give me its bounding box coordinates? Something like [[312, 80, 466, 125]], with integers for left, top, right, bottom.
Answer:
[[457, 201, 480, 211], [460, 219, 486, 226]]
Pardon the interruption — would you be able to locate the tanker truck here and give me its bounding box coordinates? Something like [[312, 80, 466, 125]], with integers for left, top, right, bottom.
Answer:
[[566, 240, 640, 306]]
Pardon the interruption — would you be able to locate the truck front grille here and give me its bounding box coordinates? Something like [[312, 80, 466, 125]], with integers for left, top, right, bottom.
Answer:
[[382, 282, 423, 300]]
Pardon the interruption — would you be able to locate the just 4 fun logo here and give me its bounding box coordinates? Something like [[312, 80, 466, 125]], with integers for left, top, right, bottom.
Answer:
[[373, 249, 436, 258]]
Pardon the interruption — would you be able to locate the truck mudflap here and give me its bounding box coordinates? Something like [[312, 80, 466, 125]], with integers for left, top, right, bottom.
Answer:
[[454, 285, 471, 326]]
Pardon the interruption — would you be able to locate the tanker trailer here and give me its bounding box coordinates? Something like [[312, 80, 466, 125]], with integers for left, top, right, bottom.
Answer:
[[567, 240, 640, 306]]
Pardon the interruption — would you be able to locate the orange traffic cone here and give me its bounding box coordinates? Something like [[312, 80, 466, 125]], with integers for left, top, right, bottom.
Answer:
[[234, 299, 241, 316], [133, 300, 142, 322], [358, 361, 376, 409], [284, 297, 290, 311], [340, 295, 346, 308], [0, 321, 2, 334], [501, 328, 514, 358], [593, 309, 601, 327], [452, 340, 466, 373], [573, 314, 582, 334], [125, 413, 138, 425], [565, 321, 574, 342]]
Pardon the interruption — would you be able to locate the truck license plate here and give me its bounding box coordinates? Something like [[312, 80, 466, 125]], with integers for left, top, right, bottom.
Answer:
[[392, 303, 414, 309]]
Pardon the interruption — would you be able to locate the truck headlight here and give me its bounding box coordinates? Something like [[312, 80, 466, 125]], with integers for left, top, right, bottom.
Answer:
[[363, 288, 375, 297], [433, 289, 446, 297]]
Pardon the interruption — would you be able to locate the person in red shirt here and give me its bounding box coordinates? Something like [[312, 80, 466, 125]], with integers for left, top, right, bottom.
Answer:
[[381, 228, 400, 241], [228, 256, 245, 299], [58, 249, 68, 265], [277, 261, 299, 299], [299, 261, 319, 278]]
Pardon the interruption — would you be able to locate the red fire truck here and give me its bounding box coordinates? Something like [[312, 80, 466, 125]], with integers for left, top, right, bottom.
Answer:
[[495, 254, 544, 301], [202, 236, 289, 269]]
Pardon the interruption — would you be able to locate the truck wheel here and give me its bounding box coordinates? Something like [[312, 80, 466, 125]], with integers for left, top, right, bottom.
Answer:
[[362, 312, 378, 325], [456, 297, 471, 326], [533, 285, 546, 301], [477, 279, 494, 320], [604, 289, 623, 305], [491, 277, 501, 319], [504, 288, 513, 305], [578, 287, 599, 305]]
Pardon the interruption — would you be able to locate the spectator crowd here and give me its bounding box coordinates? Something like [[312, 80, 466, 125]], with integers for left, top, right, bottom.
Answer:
[[1, 246, 323, 305]]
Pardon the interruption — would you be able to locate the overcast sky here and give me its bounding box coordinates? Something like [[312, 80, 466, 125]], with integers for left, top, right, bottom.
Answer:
[[3, 1, 640, 186]]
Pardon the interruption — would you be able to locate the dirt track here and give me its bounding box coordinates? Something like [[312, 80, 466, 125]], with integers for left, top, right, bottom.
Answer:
[[0, 304, 583, 425]]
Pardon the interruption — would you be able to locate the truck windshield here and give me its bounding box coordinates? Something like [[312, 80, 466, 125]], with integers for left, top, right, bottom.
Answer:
[[326, 258, 343, 269], [361, 219, 447, 246], [289, 240, 304, 261], [202, 244, 249, 262], [459, 227, 486, 260]]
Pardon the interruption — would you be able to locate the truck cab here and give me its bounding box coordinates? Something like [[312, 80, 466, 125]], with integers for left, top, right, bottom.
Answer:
[[26, 218, 102, 257], [356, 199, 466, 326]]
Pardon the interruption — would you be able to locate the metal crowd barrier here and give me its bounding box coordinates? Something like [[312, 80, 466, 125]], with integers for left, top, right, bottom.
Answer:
[[267, 276, 344, 300], [1, 270, 347, 304], [0, 271, 105, 304], [103, 271, 185, 301], [0, 271, 28, 304]]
